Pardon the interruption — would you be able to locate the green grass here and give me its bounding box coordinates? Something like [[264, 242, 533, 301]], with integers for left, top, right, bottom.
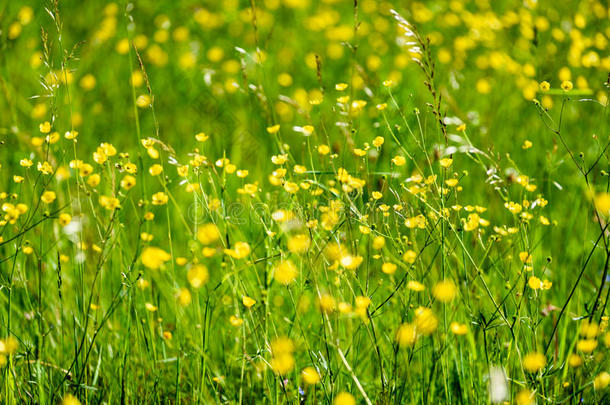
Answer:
[[0, 0, 609, 404]]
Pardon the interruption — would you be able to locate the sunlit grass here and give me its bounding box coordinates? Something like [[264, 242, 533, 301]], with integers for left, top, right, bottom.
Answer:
[[0, 0, 609, 404]]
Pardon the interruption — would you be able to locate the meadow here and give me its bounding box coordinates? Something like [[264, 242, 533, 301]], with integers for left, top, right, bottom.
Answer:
[[0, 0, 609, 403]]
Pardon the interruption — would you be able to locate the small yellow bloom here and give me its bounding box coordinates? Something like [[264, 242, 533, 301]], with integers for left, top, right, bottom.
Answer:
[[515, 389, 534, 405], [407, 280, 425, 292], [287, 234, 310, 254], [229, 315, 243, 327], [151, 192, 169, 205], [392, 155, 406, 166], [39, 121, 51, 133], [197, 223, 220, 245], [528, 276, 542, 290], [59, 213, 72, 226], [568, 353, 583, 368], [242, 295, 256, 308], [61, 394, 82, 405], [273, 260, 299, 285], [439, 158, 453, 168], [450, 322, 468, 335], [195, 132, 209, 142], [561, 80, 573, 91], [40, 190, 56, 204], [120, 175, 136, 190], [318, 145, 330, 155], [372, 136, 384, 147], [414, 307, 438, 335], [301, 367, 320, 385], [381, 262, 397, 275], [333, 392, 355, 405], [149, 164, 163, 176], [396, 323, 417, 347], [403, 250, 417, 264], [433, 280, 457, 303], [522, 351, 546, 373], [140, 247, 171, 270], [187, 264, 209, 288], [594, 372, 610, 390]]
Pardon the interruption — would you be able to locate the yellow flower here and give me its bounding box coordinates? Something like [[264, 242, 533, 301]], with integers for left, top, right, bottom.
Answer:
[[414, 307, 438, 335], [372, 236, 385, 250], [287, 234, 310, 254], [151, 192, 169, 205], [187, 264, 209, 288], [392, 155, 406, 166], [120, 175, 136, 190], [519, 251, 532, 264], [318, 145, 330, 155], [522, 140, 533, 149], [197, 223, 220, 245], [539, 81, 550, 91], [224, 242, 251, 259], [407, 280, 425, 292], [560, 80, 573, 91], [318, 294, 336, 313], [59, 213, 72, 226], [273, 260, 299, 285], [242, 295, 256, 308], [450, 322, 468, 335], [87, 174, 101, 187], [432, 280, 457, 302], [136, 94, 151, 107], [177, 165, 189, 177], [515, 389, 534, 405], [528, 276, 542, 290], [149, 164, 163, 176], [99, 195, 120, 210], [177, 288, 191, 306], [266, 124, 280, 134], [40, 190, 56, 204], [301, 366, 320, 385], [61, 394, 81, 405], [372, 136, 384, 147], [229, 315, 243, 327], [576, 339, 598, 353], [403, 250, 417, 264], [568, 354, 583, 368], [439, 157, 453, 168], [140, 247, 171, 270], [19, 159, 33, 167], [65, 130, 79, 140], [270, 348, 295, 375], [594, 192, 610, 216], [594, 372, 610, 390], [580, 320, 599, 338], [396, 323, 417, 347], [195, 132, 209, 142], [522, 351, 546, 373], [381, 262, 397, 275], [334, 392, 355, 405], [39, 121, 51, 133]]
